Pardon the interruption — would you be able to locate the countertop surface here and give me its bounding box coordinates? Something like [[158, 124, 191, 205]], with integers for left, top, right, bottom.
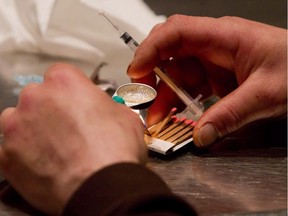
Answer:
[[148, 146, 287, 216]]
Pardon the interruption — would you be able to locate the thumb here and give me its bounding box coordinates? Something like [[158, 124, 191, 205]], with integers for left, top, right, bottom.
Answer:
[[193, 76, 286, 148]]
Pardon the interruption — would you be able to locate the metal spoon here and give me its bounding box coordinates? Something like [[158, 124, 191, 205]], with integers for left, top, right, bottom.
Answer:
[[114, 83, 157, 110]]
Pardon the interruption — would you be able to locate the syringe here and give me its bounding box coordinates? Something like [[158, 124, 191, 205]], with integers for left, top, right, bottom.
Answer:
[[100, 12, 204, 120]]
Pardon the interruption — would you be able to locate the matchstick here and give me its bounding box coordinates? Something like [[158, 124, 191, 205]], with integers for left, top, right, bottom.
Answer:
[[165, 120, 193, 142], [171, 121, 196, 144], [157, 116, 184, 138], [157, 117, 187, 140], [149, 119, 170, 135], [148, 123, 160, 134], [152, 107, 177, 137], [172, 130, 193, 145]]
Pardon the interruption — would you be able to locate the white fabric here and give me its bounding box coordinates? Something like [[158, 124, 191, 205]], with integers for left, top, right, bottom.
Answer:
[[0, 0, 165, 84]]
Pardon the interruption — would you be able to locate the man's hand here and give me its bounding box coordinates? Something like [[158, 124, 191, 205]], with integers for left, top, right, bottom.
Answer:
[[128, 15, 287, 148], [0, 63, 147, 215]]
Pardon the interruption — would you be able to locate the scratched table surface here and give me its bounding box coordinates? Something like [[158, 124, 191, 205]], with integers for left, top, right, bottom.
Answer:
[[147, 114, 287, 216], [148, 145, 287, 216], [0, 52, 287, 216]]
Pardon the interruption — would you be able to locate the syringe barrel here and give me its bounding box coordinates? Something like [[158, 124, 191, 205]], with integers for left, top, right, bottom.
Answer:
[[121, 32, 139, 52]]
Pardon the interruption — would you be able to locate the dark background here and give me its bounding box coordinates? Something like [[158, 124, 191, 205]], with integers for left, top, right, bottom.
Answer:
[[144, 0, 287, 28]]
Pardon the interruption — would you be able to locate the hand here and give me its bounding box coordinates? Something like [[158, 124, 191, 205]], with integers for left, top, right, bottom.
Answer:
[[127, 15, 287, 148], [0, 63, 147, 215]]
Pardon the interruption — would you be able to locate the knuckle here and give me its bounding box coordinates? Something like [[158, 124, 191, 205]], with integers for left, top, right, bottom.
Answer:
[[150, 23, 163, 33], [45, 63, 77, 82], [150, 14, 187, 34], [166, 14, 193, 30], [166, 14, 185, 23], [0, 108, 17, 138], [17, 84, 39, 110], [44, 63, 85, 89]]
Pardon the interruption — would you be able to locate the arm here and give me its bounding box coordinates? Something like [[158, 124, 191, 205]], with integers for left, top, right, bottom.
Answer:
[[0, 63, 196, 215]]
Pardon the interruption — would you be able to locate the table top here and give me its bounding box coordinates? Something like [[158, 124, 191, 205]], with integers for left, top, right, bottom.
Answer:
[[149, 146, 287, 216], [147, 115, 287, 216]]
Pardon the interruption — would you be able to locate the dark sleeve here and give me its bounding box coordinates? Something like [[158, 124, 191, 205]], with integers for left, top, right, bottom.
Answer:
[[62, 163, 197, 216]]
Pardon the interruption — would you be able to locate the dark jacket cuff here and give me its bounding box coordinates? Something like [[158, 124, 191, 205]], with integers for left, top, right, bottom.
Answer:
[[62, 163, 196, 216]]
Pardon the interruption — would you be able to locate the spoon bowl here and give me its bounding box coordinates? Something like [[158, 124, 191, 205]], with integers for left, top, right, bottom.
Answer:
[[114, 83, 157, 110]]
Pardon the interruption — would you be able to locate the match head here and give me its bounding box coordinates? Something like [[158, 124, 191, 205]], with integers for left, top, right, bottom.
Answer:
[[191, 121, 197, 127], [171, 107, 177, 112], [184, 119, 193, 125], [179, 117, 186, 122], [171, 116, 179, 123]]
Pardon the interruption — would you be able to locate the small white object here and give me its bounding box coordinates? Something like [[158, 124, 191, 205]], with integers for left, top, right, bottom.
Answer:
[[147, 137, 193, 155]]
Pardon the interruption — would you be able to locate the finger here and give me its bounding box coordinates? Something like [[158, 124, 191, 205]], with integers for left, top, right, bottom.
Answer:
[[128, 15, 230, 79], [146, 80, 181, 126], [17, 82, 41, 112], [44, 63, 117, 113], [0, 108, 16, 155], [128, 15, 269, 81], [23, 82, 40, 89], [44, 62, 78, 81], [128, 55, 173, 88], [130, 74, 157, 90], [193, 75, 287, 148], [149, 22, 165, 34], [44, 63, 92, 88], [0, 108, 12, 173], [0, 107, 16, 135]]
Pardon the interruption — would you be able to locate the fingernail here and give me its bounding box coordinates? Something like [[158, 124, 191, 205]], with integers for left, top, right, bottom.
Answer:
[[126, 63, 132, 73], [197, 123, 218, 147], [126, 62, 136, 79]]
